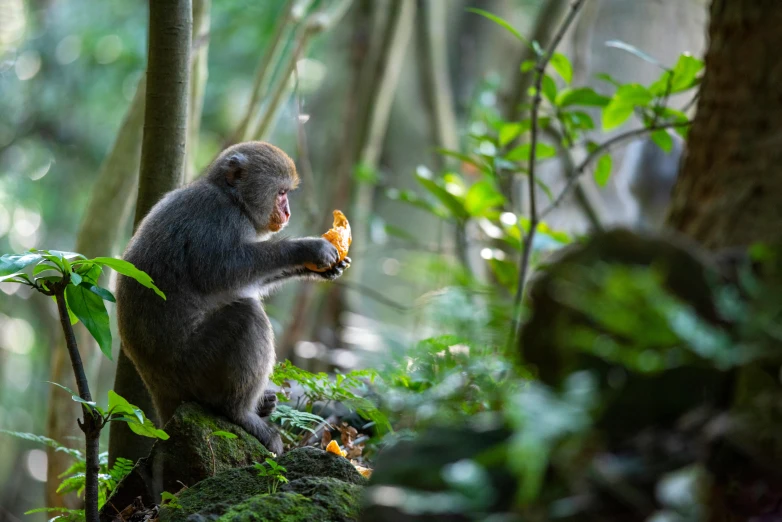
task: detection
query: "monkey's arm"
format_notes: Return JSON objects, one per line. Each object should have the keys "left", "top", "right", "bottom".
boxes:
{"left": 189, "top": 236, "right": 340, "bottom": 294}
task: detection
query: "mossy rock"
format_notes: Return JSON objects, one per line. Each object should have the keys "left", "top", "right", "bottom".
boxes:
{"left": 101, "top": 403, "right": 272, "bottom": 520}
{"left": 157, "top": 448, "right": 366, "bottom": 522}
{"left": 217, "top": 477, "right": 363, "bottom": 522}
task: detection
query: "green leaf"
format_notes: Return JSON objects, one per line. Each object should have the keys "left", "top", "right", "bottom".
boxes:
{"left": 605, "top": 40, "right": 664, "bottom": 68}
{"left": 464, "top": 180, "right": 506, "bottom": 217}
{"left": 649, "top": 53, "right": 704, "bottom": 95}
{"left": 80, "top": 282, "right": 116, "bottom": 303}
{"left": 108, "top": 390, "right": 144, "bottom": 424}
{"left": 414, "top": 167, "right": 469, "bottom": 220}
{"left": 211, "top": 430, "right": 238, "bottom": 440}
{"left": 651, "top": 129, "right": 674, "bottom": 153}
{"left": 520, "top": 59, "right": 535, "bottom": 73}
{"left": 46, "top": 382, "right": 101, "bottom": 415}
{"left": 506, "top": 143, "right": 557, "bottom": 162}
{"left": 128, "top": 417, "right": 169, "bottom": 440}
{"left": 65, "top": 284, "right": 113, "bottom": 360}
{"left": 467, "top": 8, "right": 529, "bottom": 45}
{"left": 0, "top": 430, "right": 83, "bottom": 460}
{"left": 0, "top": 272, "right": 31, "bottom": 284}
{"left": 0, "top": 253, "right": 42, "bottom": 276}
{"left": 601, "top": 104, "right": 634, "bottom": 131}
{"left": 499, "top": 122, "right": 528, "bottom": 147}
{"left": 91, "top": 257, "right": 165, "bottom": 300}
{"left": 614, "top": 84, "right": 653, "bottom": 106}
{"left": 541, "top": 74, "right": 557, "bottom": 103}
{"left": 595, "top": 72, "right": 621, "bottom": 87}
{"left": 75, "top": 262, "right": 103, "bottom": 285}
{"left": 70, "top": 272, "right": 82, "bottom": 286}
{"left": 549, "top": 53, "right": 572, "bottom": 84}
{"left": 594, "top": 154, "right": 613, "bottom": 187}
{"left": 555, "top": 87, "right": 610, "bottom": 107}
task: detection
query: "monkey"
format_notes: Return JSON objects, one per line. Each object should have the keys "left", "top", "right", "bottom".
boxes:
{"left": 115, "top": 141, "right": 350, "bottom": 456}
{"left": 619, "top": 129, "right": 684, "bottom": 231}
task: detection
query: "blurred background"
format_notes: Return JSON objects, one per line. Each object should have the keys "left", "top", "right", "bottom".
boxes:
{"left": 0, "top": 0, "right": 708, "bottom": 519}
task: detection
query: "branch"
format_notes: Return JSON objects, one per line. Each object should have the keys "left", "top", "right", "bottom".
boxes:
{"left": 509, "top": 0, "right": 586, "bottom": 350}
{"left": 539, "top": 120, "right": 693, "bottom": 220}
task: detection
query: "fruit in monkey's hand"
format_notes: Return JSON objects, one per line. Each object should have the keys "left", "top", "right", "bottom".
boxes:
{"left": 304, "top": 210, "right": 352, "bottom": 272}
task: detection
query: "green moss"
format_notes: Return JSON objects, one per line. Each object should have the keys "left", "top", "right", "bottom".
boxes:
{"left": 278, "top": 447, "right": 368, "bottom": 486}
{"left": 217, "top": 478, "right": 363, "bottom": 522}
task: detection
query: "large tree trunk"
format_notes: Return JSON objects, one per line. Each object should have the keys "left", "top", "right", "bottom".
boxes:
{"left": 109, "top": 0, "right": 191, "bottom": 466}
{"left": 666, "top": 3, "right": 782, "bottom": 520}
{"left": 666, "top": 1, "right": 782, "bottom": 248}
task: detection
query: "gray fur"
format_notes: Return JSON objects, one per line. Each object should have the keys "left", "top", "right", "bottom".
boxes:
{"left": 116, "top": 142, "right": 347, "bottom": 456}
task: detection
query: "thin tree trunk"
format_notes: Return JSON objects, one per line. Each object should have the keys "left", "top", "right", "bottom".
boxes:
{"left": 185, "top": 0, "right": 210, "bottom": 182}
{"left": 666, "top": 1, "right": 782, "bottom": 249}
{"left": 109, "top": 0, "right": 191, "bottom": 466}
{"left": 46, "top": 77, "right": 146, "bottom": 508}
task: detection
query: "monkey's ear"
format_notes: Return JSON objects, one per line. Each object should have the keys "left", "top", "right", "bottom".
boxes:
{"left": 224, "top": 153, "right": 247, "bottom": 187}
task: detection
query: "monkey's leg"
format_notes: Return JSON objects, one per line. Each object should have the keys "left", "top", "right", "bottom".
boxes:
{"left": 187, "top": 299, "right": 283, "bottom": 455}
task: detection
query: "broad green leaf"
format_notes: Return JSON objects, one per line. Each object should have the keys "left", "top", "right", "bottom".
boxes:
{"left": 464, "top": 180, "right": 506, "bottom": 217}
{"left": 75, "top": 262, "right": 103, "bottom": 285}
{"left": 651, "top": 129, "right": 674, "bottom": 153}
{"left": 0, "top": 272, "right": 30, "bottom": 284}
{"left": 70, "top": 272, "right": 82, "bottom": 286}
{"left": 594, "top": 154, "right": 613, "bottom": 187}
{"left": 649, "top": 54, "right": 704, "bottom": 95}
{"left": 541, "top": 74, "right": 557, "bottom": 103}
{"left": 506, "top": 143, "right": 557, "bottom": 162}
{"left": 613, "top": 84, "right": 653, "bottom": 106}
{"left": 65, "top": 284, "right": 113, "bottom": 360}
{"left": 562, "top": 111, "right": 595, "bottom": 131}
{"left": 520, "top": 60, "right": 535, "bottom": 73}
{"left": 601, "top": 104, "right": 634, "bottom": 131}
{"left": 555, "top": 87, "right": 610, "bottom": 108}
{"left": 499, "top": 122, "right": 528, "bottom": 147}
{"left": 605, "top": 40, "right": 664, "bottom": 68}
{"left": 0, "top": 253, "right": 42, "bottom": 276}
{"left": 211, "top": 430, "right": 238, "bottom": 439}
{"left": 488, "top": 258, "right": 518, "bottom": 293}
{"left": 33, "top": 263, "right": 59, "bottom": 276}
{"left": 80, "top": 282, "right": 116, "bottom": 303}
{"left": 92, "top": 257, "right": 165, "bottom": 300}
{"left": 108, "top": 390, "right": 144, "bottom": 423}
{"left": 386, "top": 188, "right": 448, "bottom": 219}
{"left": 467, "top": 8, "right": 529, "bottom": 46}
{"left": 595, "top": 72, "right": 621, "bottom": 87}
{"left": 415, "top": 167, "right": 469, "bottom": 220}
{"left": 549, "top": 53, "right": 573, "bottom": 84}
{"left": 127, "top": 417, "right": 169, "bottom": 440}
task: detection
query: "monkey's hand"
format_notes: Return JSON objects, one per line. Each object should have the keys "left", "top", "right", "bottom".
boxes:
{"left": 311, "top": 257, "right": 351, "bottom": 281}
{"left": 300, "top": 238, "right": 341, "bottom": 271}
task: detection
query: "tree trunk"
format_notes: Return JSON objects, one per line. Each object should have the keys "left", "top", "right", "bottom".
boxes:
{"left": 665, "top": 3, "right": 782, "bottom": 520}
{"left": 666, "top": 1, "right": 782, "bottom": 249}
{"left": 109, "top": 0, "right": 191, "bottom": 466}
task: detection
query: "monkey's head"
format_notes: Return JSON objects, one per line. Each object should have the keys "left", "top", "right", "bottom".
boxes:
{"left": 208, "top": 141, "right": 300, "bottom": 234}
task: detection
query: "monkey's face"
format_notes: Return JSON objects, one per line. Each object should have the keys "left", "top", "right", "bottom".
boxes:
{"left": 268, "top": 188, "right": 291, "bottom": 232}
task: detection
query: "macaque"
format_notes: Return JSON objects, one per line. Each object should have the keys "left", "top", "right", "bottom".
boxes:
{"left": 116, "top": 142, "right": 350, "bottom": 455}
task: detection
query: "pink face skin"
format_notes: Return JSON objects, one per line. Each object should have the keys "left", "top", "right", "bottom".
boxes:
{"left": 269, "top": 189, "right": 290, "bottom": 232}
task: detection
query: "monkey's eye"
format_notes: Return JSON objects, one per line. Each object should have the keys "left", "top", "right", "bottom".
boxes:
{"left": 278, "top": 189, "right": 288, "bottom": 196}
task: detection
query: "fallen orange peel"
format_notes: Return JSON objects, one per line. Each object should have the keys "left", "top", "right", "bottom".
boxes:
{"left": 304, "top": 210, "right": 352, "bottom": 272}
{"left": 326, "top": 440, "right": 347, "bottom": 457}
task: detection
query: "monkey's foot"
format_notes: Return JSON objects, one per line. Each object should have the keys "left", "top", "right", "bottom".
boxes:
{"left": 257, "top": 389, "right": 278, "bottom": 418}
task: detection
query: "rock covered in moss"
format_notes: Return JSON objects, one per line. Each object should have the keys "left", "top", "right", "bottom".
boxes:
{"left": 101, "top": 403, "right": 273, "bottom": 520}
{"left": 157, "top": 447, "right": 367, "bottom": 522}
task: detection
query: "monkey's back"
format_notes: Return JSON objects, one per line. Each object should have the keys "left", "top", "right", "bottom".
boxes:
{"left": 115, "top": 181, "right": 269, "bottom": 416}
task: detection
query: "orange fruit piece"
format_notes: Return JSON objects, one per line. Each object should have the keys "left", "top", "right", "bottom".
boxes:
{"left": 326, "top": 440, "right": 347, "bottom": 457}
{"left": 304, "top": 210, "right": 352, "bottom": 272}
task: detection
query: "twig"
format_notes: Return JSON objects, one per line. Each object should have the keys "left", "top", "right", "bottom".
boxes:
{"left": 509, "top": 0, "right": 586, "bottom": 350}
{"left": 539, "top": 120, "right": 693, "bottom": 220}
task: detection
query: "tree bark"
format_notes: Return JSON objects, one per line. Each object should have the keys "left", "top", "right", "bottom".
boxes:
{"left": 109, "top": 0, "right": 191, "bottom": 466}
{"left": 46, "top": 77, "right": 146, "bottom": 509}
{"left": 666, "top": 0, "right": 782, "bottom": 249}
